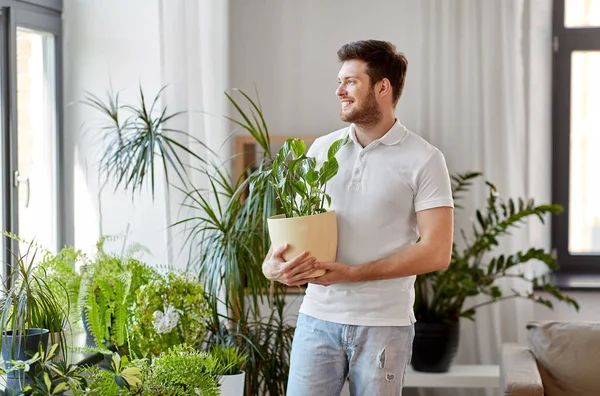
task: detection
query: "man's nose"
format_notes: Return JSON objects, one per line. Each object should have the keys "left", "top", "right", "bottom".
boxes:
{"left": 335, "top": 84, "right": 345, "bottom": 97}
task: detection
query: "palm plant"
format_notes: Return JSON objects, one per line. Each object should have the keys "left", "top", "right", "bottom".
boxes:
{"left": 179, "top": 90, "right": 295, "bottom": 394}
{"left": 83, "top": 86, "right": 214, "bottom": 198}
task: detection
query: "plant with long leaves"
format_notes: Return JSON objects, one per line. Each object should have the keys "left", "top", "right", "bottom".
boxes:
{"left": 179, "top": 89, "right": 298, "bottom": 395}
{"left": 84, "top": 86, "right": 213, "bottom": 198}
{"left": 251, "top": 136, "right": 349, "bottom": 218}
{"left": 414, "top": 172, "right": 579, "bottom": 323}
{"left": 0, "top": 238, "right": 69, "bottom": 363}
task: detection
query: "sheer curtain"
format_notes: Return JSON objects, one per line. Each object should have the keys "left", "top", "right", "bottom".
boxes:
{"left": 158, "top": 0, "right": 231, "bottom": 269}
{"left": 406, "top": 1, "right": 553, "bottom": 395}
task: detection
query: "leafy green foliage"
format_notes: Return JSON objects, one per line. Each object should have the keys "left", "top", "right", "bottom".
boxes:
{"left": 84, "top": 86, "right": 213, "bottom": 199}
{"left": 92, "top": 86, "right": 314, "bottom": 395}
{"left": 252, "top": 136, "right": 349, "bottom": 218}
{"left": 79, "top": 238, "right": 160, "bottom": 350}
{"left": 130, "top": 272, "right": 210, "bottom": 357}
{"left": 182, "top": 89, "right": 298, "bottom": 394}
{"left": 208, "top": 344, "right": 248, "bottom": 376}
{"left": 20, "top": 343, "right": 87, "bottom": 396}
{"left": 35, "top": 246, "right": 88, "bottom": 329}
{"left": 139, "top": 344, "right": 220, "bottom": 396}
{"left": 0, "top": 237, "right": 68, "bottom": 361}
{"left": 414, "top": 172, "right": 579, "bottom": 323}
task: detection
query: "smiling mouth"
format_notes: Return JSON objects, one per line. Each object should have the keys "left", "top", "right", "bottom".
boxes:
{"left": 341, "top": 100, "right": 354, "bottom": 110}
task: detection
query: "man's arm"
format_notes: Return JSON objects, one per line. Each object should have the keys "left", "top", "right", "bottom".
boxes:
{"left": 312, "top": 206, "right": 453, "bottom": 284}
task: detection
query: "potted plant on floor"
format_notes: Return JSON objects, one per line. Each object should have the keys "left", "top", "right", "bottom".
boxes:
{"left": 208, "top": 344, "right": 248, "bottom": 396}
{"left": 411, "top": 172, "right": 579, "bottom": 372}
{"left": 252, "top": 136, "right": 349, "bottom": 277}
{"left": 0, "top": 241, "right": 68, "bottom": 395}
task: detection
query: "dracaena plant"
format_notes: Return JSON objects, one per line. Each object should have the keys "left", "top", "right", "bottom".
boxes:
{"left": 414, "top": 172, "right": 579, "bottom": 323}
{"left": 251, "top": 136, "right": 349, "bottom": 218}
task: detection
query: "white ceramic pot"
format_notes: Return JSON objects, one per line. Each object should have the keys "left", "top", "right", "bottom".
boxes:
{"left": 267, "top": 210, "right": 337, "bottom": 278}
{"left": 219, "top": 371, "right": 245, "bottom": 396}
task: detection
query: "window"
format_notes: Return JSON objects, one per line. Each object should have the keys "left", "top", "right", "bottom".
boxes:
{"left": 0, "top": 1, "right": 62, "bottom": 276}
{"left": 552, "top": 0, "right": 600, "bottom": 285}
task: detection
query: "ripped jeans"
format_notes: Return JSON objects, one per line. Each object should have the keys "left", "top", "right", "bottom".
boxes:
{"left": 287, "top": 313, "right": 415, "bottom": 396}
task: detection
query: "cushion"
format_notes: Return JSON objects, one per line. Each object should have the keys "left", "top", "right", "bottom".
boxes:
{"left": 527, "top": 321, "right": 600, "bottom": 396}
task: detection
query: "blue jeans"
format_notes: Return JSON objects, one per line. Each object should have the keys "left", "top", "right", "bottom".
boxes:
{"left": 287, "top": 313, "right": 415, "bottom": 396}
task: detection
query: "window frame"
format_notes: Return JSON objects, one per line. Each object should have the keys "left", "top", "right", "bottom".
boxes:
{"left": 551, "top": 0, "right": 600, "bottom": 287}
{"left": 0, "top": 0, "right": 63, "bottom": 277}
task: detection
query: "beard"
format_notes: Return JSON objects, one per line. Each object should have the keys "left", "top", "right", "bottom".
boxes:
{"left": 339, "top": 88, "right": 382, "bottom": 127}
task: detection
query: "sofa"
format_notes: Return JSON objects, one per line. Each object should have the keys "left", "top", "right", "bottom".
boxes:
{"left": 500, "top": 321, "right": 600, "bottom": 396}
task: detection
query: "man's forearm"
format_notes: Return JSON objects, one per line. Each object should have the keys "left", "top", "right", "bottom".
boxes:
{"left": 350, "top": 241, "right": 451, "bottom": 282}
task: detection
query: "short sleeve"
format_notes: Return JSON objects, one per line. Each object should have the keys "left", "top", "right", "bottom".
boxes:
{"left": 414, "top": 150, "right": 454, "bottom": 212}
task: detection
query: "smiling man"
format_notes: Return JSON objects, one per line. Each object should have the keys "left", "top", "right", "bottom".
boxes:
{"left": 262, "top": 40, "right": 454, "bottom": 396}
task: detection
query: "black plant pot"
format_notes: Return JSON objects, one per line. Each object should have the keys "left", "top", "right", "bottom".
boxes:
{"left": 411, "top": 321, "right": 459, "bottom": 373}
{"left": 2, "top": 328, "right": 50, "bottom": 395}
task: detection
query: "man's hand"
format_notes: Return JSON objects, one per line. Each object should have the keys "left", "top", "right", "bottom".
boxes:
{"left": 309, "top": 261, "right": 355, "bottom": 286}
{"left": 263, "top": 244, "right": 317, "bottom": 286}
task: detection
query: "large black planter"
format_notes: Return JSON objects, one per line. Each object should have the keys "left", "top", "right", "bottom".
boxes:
{"left": 411, "top": 321, "right": 459, "bottom": 373}
{"left": 2, "top": 328, "right": 50, "bottom": 395}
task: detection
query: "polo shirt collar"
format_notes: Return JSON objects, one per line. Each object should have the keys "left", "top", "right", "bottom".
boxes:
{"left": 347, "top": 120, "right": 407, "bottom": 147}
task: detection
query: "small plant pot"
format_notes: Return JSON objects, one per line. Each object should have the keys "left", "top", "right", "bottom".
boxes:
{"left": 2, "top": 328, "right": 50, "bottom": 395}
{"left": 267, "top": 211, "right": 338, "bottom": 278}
{"left": 219, "top": 371, "right": 245, "bottom": 396}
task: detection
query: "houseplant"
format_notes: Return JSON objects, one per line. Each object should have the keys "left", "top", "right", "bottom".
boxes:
{"left": 411, "top": 172, "right": 579, "bottom": 372}
{"left": 252, "top": 136, "right": 349, "bottom": 278}
{"left": 130, "top": 270, "right": 211, "bottom": 357}
{"left": 208, "top": 344, "right": 248, "bottom": 396}
{"left": 0, "top": 240, "right": 68, "bottom": 394}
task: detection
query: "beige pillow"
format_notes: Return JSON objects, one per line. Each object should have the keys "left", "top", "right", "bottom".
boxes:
{"left": 527, "top": 321, "right": 600, "bottom": 396}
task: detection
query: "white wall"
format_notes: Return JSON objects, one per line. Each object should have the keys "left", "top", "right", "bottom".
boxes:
{"left": 229, "top": 0, "right": 423, "bottom": 139}
{"left": 63, "top": 0, "right": 168, "bottom": 263}
{"left": 535, "top": 292, "right": 600, "bottom": 322}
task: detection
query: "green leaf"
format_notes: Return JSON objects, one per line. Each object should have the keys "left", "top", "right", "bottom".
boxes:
{"left": 327, "top": 136, "right": 349, "bottom": 159}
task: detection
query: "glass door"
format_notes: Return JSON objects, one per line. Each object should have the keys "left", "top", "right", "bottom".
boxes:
{"left": 1, "top": 7, "right": 62, "bottom": 268}
{"left": 14, "top": 25, "right": 58, "bottom": 253}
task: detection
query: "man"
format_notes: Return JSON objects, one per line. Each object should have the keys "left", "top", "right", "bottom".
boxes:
{"left": 262, "top": 40, "right": 454, "bottom": 396}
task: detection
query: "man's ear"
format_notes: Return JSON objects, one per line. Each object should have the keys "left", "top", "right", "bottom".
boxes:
{"left": 378, "top": 78, "right": 392, "bottom": 99}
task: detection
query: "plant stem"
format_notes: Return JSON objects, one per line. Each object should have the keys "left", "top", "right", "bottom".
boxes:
{"left": 460, "top": 293, "right": 527, "bottom": 315}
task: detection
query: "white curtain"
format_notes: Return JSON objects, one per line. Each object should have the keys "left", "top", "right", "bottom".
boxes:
{"left": 158, "top": 0, "right": 231, "bottom": 269}
{"left": 406, "top": 1, "right": 553, "bottom": 395}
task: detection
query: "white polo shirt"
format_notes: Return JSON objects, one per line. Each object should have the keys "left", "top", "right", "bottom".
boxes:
{"left": 299, "top": 120, "right": 454, "bottom": 327}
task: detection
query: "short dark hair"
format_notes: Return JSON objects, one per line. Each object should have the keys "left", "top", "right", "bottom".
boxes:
{"left": 337, "top": 40, "right": 408, "bottom": 105}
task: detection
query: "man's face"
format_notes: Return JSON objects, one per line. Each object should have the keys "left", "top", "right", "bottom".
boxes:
{"left": 335, "top": 59, "right": 382, "bottom": 126}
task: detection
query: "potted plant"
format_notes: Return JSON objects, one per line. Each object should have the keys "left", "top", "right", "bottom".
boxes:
{"left": 208, "top": 344, "right": 248, "bottom": 396}
{"left": 130, "top": 270, "right": 211, "bottom": 357}
{"left": 411, "top": 172, "right": 579, "bottom": 372}
{"left": 252, "top": 136, "right": 349, "bottom": 277}
{"left": 0, "top": 241, "right": 68, "bottom": 395}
